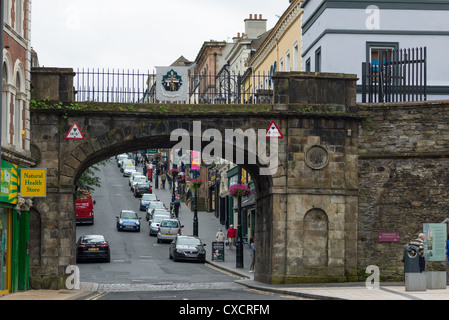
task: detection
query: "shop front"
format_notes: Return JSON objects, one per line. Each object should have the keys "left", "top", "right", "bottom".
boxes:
{"left": 0, "top": 160, "right": 31, "bottom": 294}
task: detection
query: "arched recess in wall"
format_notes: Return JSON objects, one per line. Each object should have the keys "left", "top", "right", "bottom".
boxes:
{"left": 303, "top": 208, "right": 329, "bottom": 267}
{"left": 13, "top": 60, "right": 26, "bottom": 149}
{"left": 2, "top": 50, "right": 12, "bottom": 144}
{"left": 29, "top": 207, "right": 42, "bottom": 276}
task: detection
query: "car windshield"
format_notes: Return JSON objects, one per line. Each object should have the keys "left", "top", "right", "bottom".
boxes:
{"left": 178, "top": 237, "right": 201, "bottom": 246}
{"left": 161, "top": 220, "right": 179, "bottom": 228}
{"left": 134, "top": 177, "right": 146, "bottom": 183}
{"left": 81, "top": 235, "right": 105, "bottom": 244}
{"left": 121, "top": 211, "right": 138, "bottom": 219}
{"left": 142, "top": 194, "right": 157, "bottom": 201}
{"left": 151, "top": 202, "right": 165, "bottom": 208}
{"left": 125, "top": 166, "right": 136, "bottom": 171}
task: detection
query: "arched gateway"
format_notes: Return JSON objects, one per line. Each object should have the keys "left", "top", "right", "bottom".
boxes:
{"left": 29, "top": 71, "right": 360, "bottom": 288}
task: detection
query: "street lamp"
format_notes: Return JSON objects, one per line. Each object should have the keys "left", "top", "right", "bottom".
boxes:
{"left": 236, "top": 166, "right": 244, "bottom": 268}
{"left": 190, "top": 174, "right": 203, "bottom": 237}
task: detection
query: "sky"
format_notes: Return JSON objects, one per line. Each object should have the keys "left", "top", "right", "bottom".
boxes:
{"left": 31, "top": 0, "right": 290, "bottom": 72}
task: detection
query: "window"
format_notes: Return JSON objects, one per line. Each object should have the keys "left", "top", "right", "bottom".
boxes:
{"left": 305, "top": 58, "right": 311, "bottom": 72}
{"left": 15, "top": 0, "right": 24, "bottom": 36}
{"left": 315, "top": 47, "right": 321, "bottom": 72}
{"left": 293, "top": 42, "right": 299, "bottom": 71}
{"left": 285, "top": 50, "right": 291, "bottom": 72}
{"left": 279, "top": 57, "right": 284, "bottom": 72}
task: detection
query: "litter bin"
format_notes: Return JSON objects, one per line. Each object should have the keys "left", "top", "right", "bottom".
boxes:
{"left": 403, "top": 245, "right": 427, "bottom": 291}
{"left": 403, "top": 245, "right": 420, "bottom": 273}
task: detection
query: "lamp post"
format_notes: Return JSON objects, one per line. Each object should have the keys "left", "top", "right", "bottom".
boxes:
{"left": 236, "top": 166, "right": 244, "bottom": 268}
{"left": 191, "top": 174, "right": 202, "bottom": 237}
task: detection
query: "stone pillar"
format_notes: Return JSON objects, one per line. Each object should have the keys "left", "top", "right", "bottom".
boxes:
{"left": 31, "top": 67, "right": 76, "bottom": 103}
{"left": 260, "top": 72, "right": 360, "bottom": 284}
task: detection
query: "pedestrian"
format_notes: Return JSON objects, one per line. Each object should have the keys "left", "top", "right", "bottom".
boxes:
{"left": 227, "top": 225, "right": 236, "bottom": 250}
{"left": 409, "top": 233, "right": 426, "bottom": 273}
{"left": 148, "top": 162, "right": 153, "bottom": 182}
{"left": 143, "top": 161, "right": 147, "bottom": 177}
{"left": 173, "top": 195, "right": 181, "bottom": 218}
{"left": 249, "top": 237, "right": 255, "bottom": 273}
{"left": 446, "top": 235, "right": 449, "bottom": 284}
{"left": 215, "top": 228, "right": 225, "bottom": 242}
{"left": 161, "top": 172, "right": 166, "bottom": 189}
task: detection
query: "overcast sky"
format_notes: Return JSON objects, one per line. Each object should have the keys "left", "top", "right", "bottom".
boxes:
{"left": 31, "top": 0, "right": 290, "bottom": 72}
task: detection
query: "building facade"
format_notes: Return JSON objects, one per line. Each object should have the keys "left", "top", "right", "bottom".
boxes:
{"left": 1, "top": 0, "right": 34, "bottom": 295}
{"left": 300, "top": 0, "right": 449, "bottom": 101}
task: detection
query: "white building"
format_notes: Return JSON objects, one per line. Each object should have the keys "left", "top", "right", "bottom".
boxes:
{"left": 300, "top": 0, "right": 449, "bottom": 101}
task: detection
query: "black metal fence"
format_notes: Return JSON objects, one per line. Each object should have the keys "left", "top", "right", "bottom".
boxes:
{"left": 362, "top": 47, "right": 427, "bottom": 103}
{"left": 74, "top": 67, "right": 273, "bottom": 104}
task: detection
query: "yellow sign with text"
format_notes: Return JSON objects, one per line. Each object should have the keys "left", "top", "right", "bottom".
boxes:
{"left": 20, "top": 169, "right": 47, "bottom": 197}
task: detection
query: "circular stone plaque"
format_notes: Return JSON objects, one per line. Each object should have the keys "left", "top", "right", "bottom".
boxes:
{"left": 305, "top": 145, "right": 329, "bottom": 170}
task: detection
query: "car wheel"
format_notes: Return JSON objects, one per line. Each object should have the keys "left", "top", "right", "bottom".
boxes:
{"left": 169, "top": 251, "right": 173, "bottom": 259}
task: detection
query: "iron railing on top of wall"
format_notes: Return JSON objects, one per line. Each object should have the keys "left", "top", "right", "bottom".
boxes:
{"left": 74, "top": 67, "right": 273, "bottom": 105}
{"left": 362, "top": 47, "right": 427, "bottom": 103}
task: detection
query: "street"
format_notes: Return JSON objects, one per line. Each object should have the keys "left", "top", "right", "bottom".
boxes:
{"left": 75, "top": 159, "right": 304, "bottom": 302}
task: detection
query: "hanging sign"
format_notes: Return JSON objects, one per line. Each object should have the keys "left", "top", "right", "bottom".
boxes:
{"left": 20, "top": 168, "right": 47, "bottom": 197}
{"left": 266, "top": 121, "right": 283, "bottom": 138}
{"left": 65, "top": 122, "right": 85, "bottom": 140}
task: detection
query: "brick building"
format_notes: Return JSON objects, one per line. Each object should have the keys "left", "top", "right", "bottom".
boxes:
{"left": 0, "top": 0, "right": 35, "bottom": 295}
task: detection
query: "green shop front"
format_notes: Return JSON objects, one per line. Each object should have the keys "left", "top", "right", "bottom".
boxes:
{"left": 0, "top": 160, "right": 31, "bottom": 295}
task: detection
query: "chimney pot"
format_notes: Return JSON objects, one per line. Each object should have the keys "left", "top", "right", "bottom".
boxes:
{"left": 249, "top": 14, "right": 253, "bottom": 19}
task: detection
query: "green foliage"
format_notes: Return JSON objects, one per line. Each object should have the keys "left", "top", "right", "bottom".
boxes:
{"left": 76, "top": 159, "right": 111, "bottom": 193}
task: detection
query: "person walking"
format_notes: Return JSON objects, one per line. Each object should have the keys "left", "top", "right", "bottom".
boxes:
{"left": 148, "top": 162, "right": 154, "bottom": 182}
{"left": 227, "top": 225, "right": 237, "bottom": 250}
{"left": 249, "top": 237, "right": 255, "bottom": 273}
{"left": 161, "top": 172, "right": 166, "bottom": 189}
{"left": 173, "top": 195, "right": 181, "bottom": 218}
{"left": 409, "top": 233, "right": 426, "bottom": 273}
{"left": 215, "top": 228, "right": 225, "bottom": 242}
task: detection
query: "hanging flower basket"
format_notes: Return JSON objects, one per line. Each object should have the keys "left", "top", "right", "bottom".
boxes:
{"left": 153, "top": 153, "right": 162, "bottom": 161}
{"left": 189, "top": 178, "right": 204, "bottom": 191}
{"left": 169, "top": 168, "right": 180, "bottom": 176}
{"left": 229, "top": 184, "right": 252, "bottom": 198}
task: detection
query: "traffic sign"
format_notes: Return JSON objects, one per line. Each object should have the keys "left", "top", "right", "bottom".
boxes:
{"left": 65, "top": 122, "right": 85, "bottom": 140}
{"left": 266, "top": 121, "right": 283, "bottom": 138}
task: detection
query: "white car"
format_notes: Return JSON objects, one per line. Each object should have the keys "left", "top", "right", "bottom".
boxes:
{"left": 131, "top": 175, "right": 147, "bottom": 192}
{"left": 129, "top": 171, "right": 142, "bottom": 186}
{"left": 149, "top": 214, "right": 170, "bottom": 236}
{"left": 157, "top": 219, "right": 184, "bottom": 243}
{"left": 123, "top": 166, "right": 137, "bottom": 177}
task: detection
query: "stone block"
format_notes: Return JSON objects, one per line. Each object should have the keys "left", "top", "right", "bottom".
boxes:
{"left": 426, "top": 271, "right": 446, "bottom": 290}
{"left": 405, "top": 273, "right": 427, "bottom": 291}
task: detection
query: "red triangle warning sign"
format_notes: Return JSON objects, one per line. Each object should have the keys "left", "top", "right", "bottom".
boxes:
{"left": 65, "top": 122, "right": 85, "bottom": 140}
{"left": 266, "top": 121, "right": 283, "bottom": 139}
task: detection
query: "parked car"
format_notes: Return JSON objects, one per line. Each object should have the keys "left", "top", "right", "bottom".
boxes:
{"left": 116, "top": 209, "right": 141, "bottom": 232}
{"left": 131, "top": 175, "right": 147, "bottom": 192}
{"left": 117, "top": 154, "right": 128, "bottom": 167}
{"left": 129, "top": 171, "right": 142, "bottom": 186}
{"left": 140, "top": 193, "right": 158, "bottom": 211}
{"left": 169, "top": 235, "right": 206, "bottom": 263}
{"left": 149, "top": 214, "right": 169, "bottom": 236}
{"left": 146, "top": 201, "right": 167, "bottom": 221}
{"left": 123, "top": 165, "right": 137, "bottom": 177}
{"left": 76, "top": 234, "right": 110, "bottom": 263}
{"left": 157, "top": 219, "right": 183, "bottom": 243}
{"left": 121, "top": 159, "right": 134, "bottom": 172}
{"left": 134, "top": 182, "right": 152, "bottom": 197}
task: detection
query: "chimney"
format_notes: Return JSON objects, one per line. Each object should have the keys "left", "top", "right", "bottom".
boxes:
{"left": 244, "top": 13, "right": 267, "bottom": 38}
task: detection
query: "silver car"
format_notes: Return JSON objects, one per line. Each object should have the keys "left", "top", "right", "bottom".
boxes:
{"left": 131, "top": 175, "right": 147, "bottom": 192}
{"left": 146, "top": 201, "right": 167, "bottom": 220}
{"left": 157, "top": 219, "right": 184, "bottom": 243}
{"left": 149, "top": 214, "right": 169, "bottom": 236}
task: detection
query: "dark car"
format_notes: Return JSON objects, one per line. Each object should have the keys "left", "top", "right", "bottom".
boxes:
{"left": 76, "top": 235, "right": 110, "bottom": 263}
{"left": 169, "top": 235, "right": 206, "bottom": 263}
{"left": 134, "top": 182, "right": 152, "bottom": 197}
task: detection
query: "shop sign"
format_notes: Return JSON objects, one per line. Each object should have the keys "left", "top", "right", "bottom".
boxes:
{"left": 0, "top": 160, "right": 18, "bottom": 204}
{"left": 20, "top": 169, "right": 47, "bottom": 197}
{"left": 212, "top": 241, "right": 225, "bottom": 262}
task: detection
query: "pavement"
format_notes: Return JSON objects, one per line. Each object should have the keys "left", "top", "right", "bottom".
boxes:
{"left": 2, "top": 168, "right": 449, "bottom": 300}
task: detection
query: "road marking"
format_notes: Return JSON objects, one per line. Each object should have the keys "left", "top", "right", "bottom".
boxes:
{"left": 87, "top": 292, "right": 108, "bottom": 300}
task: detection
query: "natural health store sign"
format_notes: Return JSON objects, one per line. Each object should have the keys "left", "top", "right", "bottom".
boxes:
{"left": 20, "top": 169, "right": 47, "bottom": 197}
